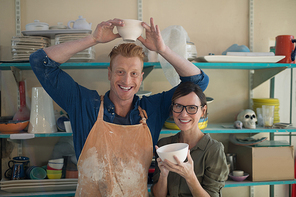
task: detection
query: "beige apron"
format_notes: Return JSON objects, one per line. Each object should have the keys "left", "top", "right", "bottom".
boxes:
{"left": 76, "top": 96, "right": 153, "bottom": 197}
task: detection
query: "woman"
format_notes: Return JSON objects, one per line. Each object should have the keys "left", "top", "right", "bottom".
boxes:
{"left": 151, "top": 81, "right": 228, "bottom": 197}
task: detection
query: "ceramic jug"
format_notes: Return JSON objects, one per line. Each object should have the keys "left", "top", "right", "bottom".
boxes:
{"left": 275, "top": 35, "right": 296, "bottom": 63}
{"left": 67, "top": 16, "right": 92, "bottom": 30}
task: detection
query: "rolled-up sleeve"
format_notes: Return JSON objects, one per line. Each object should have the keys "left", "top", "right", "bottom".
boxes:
{"left": 180, "top": 69, "right": 209, "bottom": 91}
{"left": 202, "top": 143, "right": 229, "bottom": 197}
{"left": 30, "top": 49, "right": 81, "bottom": 113}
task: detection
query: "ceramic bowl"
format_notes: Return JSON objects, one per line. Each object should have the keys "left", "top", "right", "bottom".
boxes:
{"left": 48, "top": 162, "right": 63, "bottom": 170}
{"left": 156, "top": 143, "right": 189, "bottom": 164}
{"left": 56, "top": 116, "right": 70, "bottom": 132}
{"left": 47, "top": 164, "right": 59, "bottom": 170}
{"left": 116, "top": 19, "right": 143, "bottom": 42}
{"left": 49, "top": 158, "right": 64, "bottom": 163}
{"left": 0, "top": 116, "right": 29, "bottom": 134}
{"left": 229, "top": 172, "right": 249, "bottom": 182}
{"left": 48, "top": 158, "right": 64, "bottom": 170}
{"left": 26, "top": 20, "right": 49, "bottom": 31}
{"left": 47, "top": 172, "right": 62, "bottom": 179}
{"left": 233, "top": 170, "right": 244, "bottom": 176}
{"left": 30, "top": 167, "right": 47, "bottom": 180}
{"left": 47, "top": 169, "right": 62, "bottom": 174}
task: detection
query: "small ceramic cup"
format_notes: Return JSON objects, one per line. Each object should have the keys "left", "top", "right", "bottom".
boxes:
{"left": 116, "top": 19, "right": 144, "bottom": 42}
{"left": 233, "top": 170, "right": 244, "bottom": 176}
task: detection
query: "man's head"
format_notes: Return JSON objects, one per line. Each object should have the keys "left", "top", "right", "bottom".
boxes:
{"left": 108, "top": 43, "right": 145, "bottom": 104}
{"left": 109, "top": 43, "right": 145, "bottom": 71}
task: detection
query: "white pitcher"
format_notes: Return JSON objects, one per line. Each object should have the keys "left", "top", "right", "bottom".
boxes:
{"left": 28, "top": 87, "right": 57, "bottom": 133}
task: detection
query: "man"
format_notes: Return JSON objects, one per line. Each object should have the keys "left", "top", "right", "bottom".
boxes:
{"left": 30, "top": 18, "right": 209, "bottom": 196}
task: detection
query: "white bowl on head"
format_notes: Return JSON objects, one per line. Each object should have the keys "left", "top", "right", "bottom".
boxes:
{"left": 116, "top": 19, "right": 144, "bottom": 42}
{"left": 156, "top": 143, "right": 189, "bottom": 164}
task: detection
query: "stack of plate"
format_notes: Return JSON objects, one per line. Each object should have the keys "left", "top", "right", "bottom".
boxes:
{"left": 55, "top": 33, "right": 95, "bottom": 62}
{"left": 11, "top": 36, "right": 50, "bottom": 61}
{"left": 252, "top": 98, "right": 280, "bottom": 123}
{"left": 0, "top": 178, "right": 77, "bottom": 193}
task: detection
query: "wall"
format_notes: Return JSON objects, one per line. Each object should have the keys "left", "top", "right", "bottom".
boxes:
{"left": 1, "top": 0, "right": 296, "bottom": 196}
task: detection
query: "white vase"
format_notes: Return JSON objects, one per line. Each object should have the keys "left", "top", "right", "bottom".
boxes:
{"left": 28, "top": 87, "right": 57, "bottom": 133}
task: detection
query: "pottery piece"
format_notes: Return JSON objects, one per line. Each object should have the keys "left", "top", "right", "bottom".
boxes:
{"left": 229, "top": 172, "right": 249, "bottom": 182}
{"left": 67, "top": 16, "right": 92, "bottom": 30}
{"left": 116, "top": 19, "right": 143, "bottom": 42}
{"left": 233, "top": 170, "right": 244, "bottom": 176}
{"left": 26, "top": 20, "right": 49, "bottom": 31}
{"left": 28, "top": 87, "right": 56, "bottom": 133}
{"left": 156, "top": 143, "right": 189, "bottom": 164}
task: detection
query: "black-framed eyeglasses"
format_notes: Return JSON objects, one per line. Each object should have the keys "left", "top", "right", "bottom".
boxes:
{"left": 172, "top": 103, "right": 200, "bottom": 115}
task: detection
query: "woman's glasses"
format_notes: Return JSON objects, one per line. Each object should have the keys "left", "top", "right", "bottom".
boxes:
{"left": 172, "top": 103, "right": 200, "bottom": 115}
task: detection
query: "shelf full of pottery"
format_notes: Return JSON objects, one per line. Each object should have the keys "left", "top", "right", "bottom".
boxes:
{"left": 11, "top": 16, "right": 94, "bottom": 62}
{"left": 0, "top": 83, "right": 73, "bottom": 139}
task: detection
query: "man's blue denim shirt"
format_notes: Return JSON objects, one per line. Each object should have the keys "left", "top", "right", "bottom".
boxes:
{"left": 30, "top": 49, "right": 209, "bottom": 159}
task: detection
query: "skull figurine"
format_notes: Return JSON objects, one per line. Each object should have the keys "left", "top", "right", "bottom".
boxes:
{"left": 237, "top": 109, "right": 257, "bottom": 129}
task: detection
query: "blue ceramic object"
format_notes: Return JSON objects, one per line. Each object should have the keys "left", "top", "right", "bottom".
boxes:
{"left": 56, "top": 116, "right": 70, "bottom": 132}
{"left": 222, "top": 44, "right": 250, "bottom": 55}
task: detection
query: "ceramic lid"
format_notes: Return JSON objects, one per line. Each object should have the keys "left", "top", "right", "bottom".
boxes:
{"left": 26, "top": 20, "right": 49, "bottom": 28}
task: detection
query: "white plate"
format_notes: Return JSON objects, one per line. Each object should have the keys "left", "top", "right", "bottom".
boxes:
{"left": 196, "top": 55, "right": 285, "bottom": 63}
{"left": 1, "top": 183, "right": 77, "bottom": 193}
{"left": 0, "top": 178, "right": 78, "bottom": 186}
{"left": 1, "top": 181, "right": 77, "bottom": 188}
{"left": 22, "top": 29, "right": 92, "bottom": 39}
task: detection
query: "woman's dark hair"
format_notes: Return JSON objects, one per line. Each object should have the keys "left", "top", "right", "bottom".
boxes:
{"left": 171, "top": 81, "right": 207, "bottom": 118}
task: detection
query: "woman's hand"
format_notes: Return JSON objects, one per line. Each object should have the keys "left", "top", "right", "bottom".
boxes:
{"left": 138, "top": 17, "right": 166, "bottom": 53}
{"left": 162, "top": 150, "right": 195, "bottom": 181}
{"left": 155, "top": 146, "right": 170, "bottom": 178}
{"left": 92, "top": 18, "right": 124, "bottom": 43}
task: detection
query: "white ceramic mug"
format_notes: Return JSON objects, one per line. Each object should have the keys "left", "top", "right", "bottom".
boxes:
{"left": 28, "top": 87, "right": 57, "bottom": 133}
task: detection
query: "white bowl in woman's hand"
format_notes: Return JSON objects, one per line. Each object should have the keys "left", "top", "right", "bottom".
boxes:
{"left": 156, "top": 143, "right": 189, "bottom": 164}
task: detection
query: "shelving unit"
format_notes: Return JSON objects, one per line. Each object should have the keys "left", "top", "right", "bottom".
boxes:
{"left": 1, "top": 61, "right": 296, "bottom": 196}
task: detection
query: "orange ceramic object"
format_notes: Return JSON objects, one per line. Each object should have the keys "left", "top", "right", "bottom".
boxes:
{"left": 0, "top": 120, "right": 29, "bottom": 134}
{"left": 66, "top": 170, "right": 78, "bottom": 178}
{"left": 275, "top": 35, "right": 296, "bottom": 63}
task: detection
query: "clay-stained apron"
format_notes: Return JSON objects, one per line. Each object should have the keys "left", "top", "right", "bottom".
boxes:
{"left": 76, "top": 96, "right": 153, "bottom": 197}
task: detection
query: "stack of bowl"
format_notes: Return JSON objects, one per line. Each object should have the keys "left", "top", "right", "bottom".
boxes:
{"left": 252, "top": 98, "right": 280, "bottom": 123}
{"left": 47, "top": 158, "right": 64, "bottom": 179}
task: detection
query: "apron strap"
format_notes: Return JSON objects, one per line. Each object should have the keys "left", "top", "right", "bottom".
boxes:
{"left": 98, "top": 95, "right": 104, "bottom": 119}
{"left": 99, "top": 95, "right": 148, "bottom": 124}
{"left": 138, "top": 106, "right": 148, "bottom": 125}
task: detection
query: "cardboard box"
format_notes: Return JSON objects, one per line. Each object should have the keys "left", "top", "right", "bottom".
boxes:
{"left": 228, "top": 143, "right": 294, "bottom": 181}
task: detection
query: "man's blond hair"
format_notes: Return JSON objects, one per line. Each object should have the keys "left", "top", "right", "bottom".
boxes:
{"left": 109, "top": 43, "right": 145, "bottom": 70}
